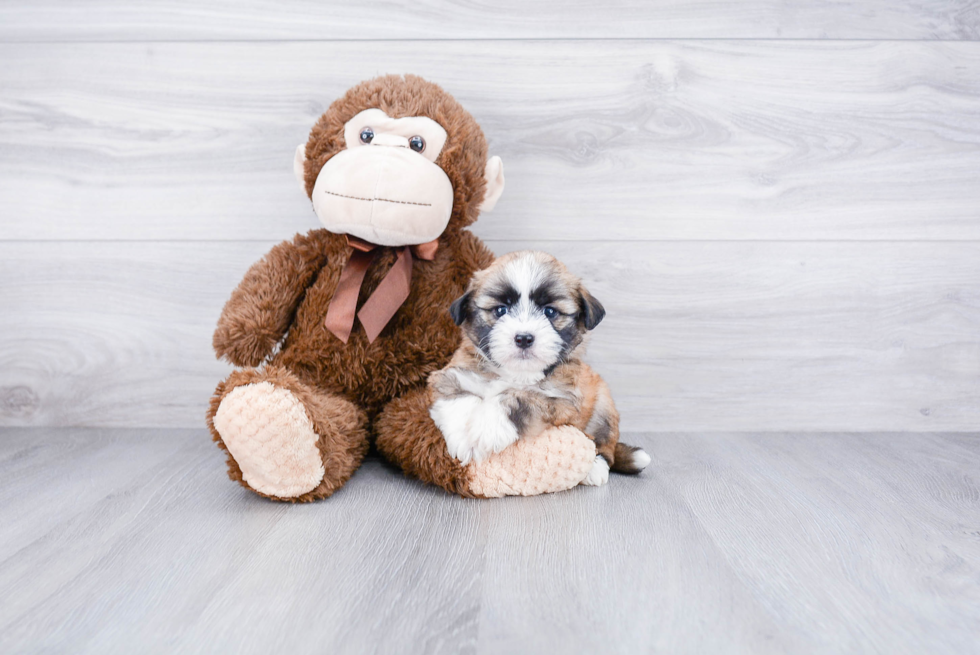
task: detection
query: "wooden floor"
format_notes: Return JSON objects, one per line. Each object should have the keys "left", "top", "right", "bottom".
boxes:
{"left": 1, "top": 429, "right": 977, "bottom": 654}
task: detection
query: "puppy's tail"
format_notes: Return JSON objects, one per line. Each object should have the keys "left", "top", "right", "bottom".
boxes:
{"left": 610, "top": 442, "right": 651, "bottom": 475}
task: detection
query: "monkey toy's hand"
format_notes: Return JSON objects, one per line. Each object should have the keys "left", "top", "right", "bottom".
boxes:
{"left": 213, "top": 233, "right": 330, "bottom": 367}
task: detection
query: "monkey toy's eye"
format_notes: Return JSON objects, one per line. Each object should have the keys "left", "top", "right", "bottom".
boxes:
{"left": 544, "top": 306, "right": 558, "bottom": 319}
{"left": 409, "top": 135, "right": 425, "bottom": 152}
{"left": 359, "top": 127, "right": 374, "bottom": 144}
{"left": 493, "top": 305, "right": 508, "bottom": 318}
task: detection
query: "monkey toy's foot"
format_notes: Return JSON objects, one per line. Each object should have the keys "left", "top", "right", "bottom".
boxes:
{"left": 213, "top": 383, "right": 325, "bottom": 498}
{"left": 467, "top": 426, "right": 596, "bottom": 498}
{"left": 208, "top": 366, "right": 369, "bottom": 502}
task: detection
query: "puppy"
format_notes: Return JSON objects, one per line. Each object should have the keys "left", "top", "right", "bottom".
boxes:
{"left": 428, "top": 250, "right": 650, "bottom": 486}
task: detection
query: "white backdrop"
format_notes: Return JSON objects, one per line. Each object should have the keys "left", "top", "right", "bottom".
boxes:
{"left": 1, "top": 2, "right": 979, "bottom": 431}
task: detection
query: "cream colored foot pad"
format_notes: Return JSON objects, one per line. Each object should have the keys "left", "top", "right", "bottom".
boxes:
{"left": 468, "top": 426, "right": 596, "bottom": 498}
{"left": 213, "top": 382, "right": 324, "bottom": 498}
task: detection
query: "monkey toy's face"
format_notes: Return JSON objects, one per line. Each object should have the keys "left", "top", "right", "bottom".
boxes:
{"left": 295, "top": 85, "right": 505, "bottom": 248}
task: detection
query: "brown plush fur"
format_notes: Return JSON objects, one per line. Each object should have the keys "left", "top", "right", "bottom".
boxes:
{"left": 373, "top": 387, "right": 478, "bottom": 498}
{"left": 208, "top": 75, "right": 495, "bottom": 501}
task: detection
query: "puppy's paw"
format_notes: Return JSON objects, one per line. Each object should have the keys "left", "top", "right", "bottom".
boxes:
{"left": 465, "top": 394, "right": 520, "bottom": 463}
{"left": 430, "top": 395, "right": 484, "bottom": 465}
{"left": 580, "top": 455, "right": 610, "bottom": 487}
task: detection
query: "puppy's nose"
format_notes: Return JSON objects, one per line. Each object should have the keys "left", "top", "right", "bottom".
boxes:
{"left": 514, "top": 333, "right": 535, "bottom": 349}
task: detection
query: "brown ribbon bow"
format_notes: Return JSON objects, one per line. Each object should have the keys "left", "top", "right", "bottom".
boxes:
{"left": 324, "top": 235, "right": 439, "bottom": 344}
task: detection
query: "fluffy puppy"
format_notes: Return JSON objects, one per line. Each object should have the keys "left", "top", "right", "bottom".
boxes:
{"left": 428, "top": 250, "right": 650, "bottom": 486}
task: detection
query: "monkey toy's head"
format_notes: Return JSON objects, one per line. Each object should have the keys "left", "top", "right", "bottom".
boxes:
{"left": 294, "top": 75, "right": 505, "bottom": 247}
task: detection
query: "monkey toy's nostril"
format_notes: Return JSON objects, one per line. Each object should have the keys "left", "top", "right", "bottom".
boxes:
{"left": 514, "top": 333, "right": 535, "bottom": 349}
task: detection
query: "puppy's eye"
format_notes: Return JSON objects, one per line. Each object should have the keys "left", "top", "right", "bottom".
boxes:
{"left": 493, "top": 305, "right": 508, "bottom": 318}
{"left": 544, "top": 306, "right": 558, "bottom": 319}
{"left": 359, "top": 127, "right": 374, "bottom": 144}
{"left": 409, "top": 135, "right": 425, "bottom": 152}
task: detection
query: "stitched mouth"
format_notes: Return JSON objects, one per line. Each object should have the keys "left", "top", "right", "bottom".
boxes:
{"left": 324, "top": 190, "right": 431, "bottom": 207}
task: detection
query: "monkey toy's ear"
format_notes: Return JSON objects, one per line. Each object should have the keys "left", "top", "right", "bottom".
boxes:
{"left": 449, "top": 291, "right": 472, "bottom": 326}
{"left": 293, "top": 143, "right": 307, "bottom": 191}
{"left": 479, "top": 156, "right": 505, "bottom": 212}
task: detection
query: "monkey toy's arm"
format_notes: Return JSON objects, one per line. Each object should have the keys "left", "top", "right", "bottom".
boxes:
{"left": 213, "top": 231, "right": 331, "bottom": 367}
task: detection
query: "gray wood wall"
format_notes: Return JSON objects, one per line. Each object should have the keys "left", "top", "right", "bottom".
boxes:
{"left": 1, "top": 2, "right": 979, "bottom": 431}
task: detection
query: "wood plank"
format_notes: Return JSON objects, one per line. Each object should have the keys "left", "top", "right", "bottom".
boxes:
{"left": 2, "top": 41, "right": 980, "bottom": 241}
{"left": 1, "top": 240, "right": 977, "bottom": 431}
{"left": 0, "top": 428, "right": 484, "bottom": 653}
{"left": 1, "top": 429, "right": 978, "bottom": 653}
{"left": 1, "top": 1, "right": 978, "bottom": 42}
{"left": 649, "top": 431, "right": 980, "bottom": 653}
{"left": 478, "top": 431, "right": 980, "bottom": 653}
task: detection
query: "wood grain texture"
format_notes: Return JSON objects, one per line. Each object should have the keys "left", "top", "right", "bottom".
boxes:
{"left": 478, "top": 431, "right": 980, "bottom": 653}
{"left": 2, "top": 40, "right": 980, "bottom": 242}
{"left": 2, "top": 240, "right": 977, "bottom": 431}
{"left": 1, "top": 1, "right": 978, "bottom": 41}
{"left": 1, "top": 428, "right": 977, "bottom": 654}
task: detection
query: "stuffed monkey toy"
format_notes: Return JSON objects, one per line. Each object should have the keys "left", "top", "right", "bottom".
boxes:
{"left": 207, "top": 75, "right": 597, "bottom": 501}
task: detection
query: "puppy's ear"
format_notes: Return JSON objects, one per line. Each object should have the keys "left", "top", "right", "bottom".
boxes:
{"left": 449, "top": 291, "right": 472, "bottom": 326}
{"left": 579, "top": 287, "right": 605, "bottom": 330}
